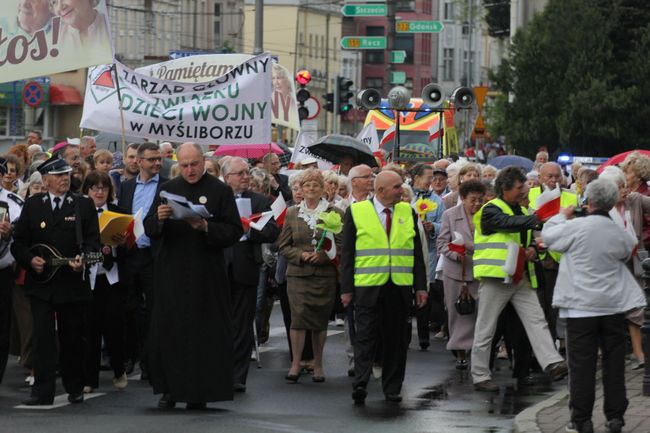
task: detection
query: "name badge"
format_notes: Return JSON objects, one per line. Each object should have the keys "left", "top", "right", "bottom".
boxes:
{"left": 64, "top": 216, "right": 76, "bottom": 222}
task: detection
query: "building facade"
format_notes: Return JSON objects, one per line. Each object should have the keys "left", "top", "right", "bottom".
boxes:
{"left": 243, "top": 0, "right": 343, "bottom": 139}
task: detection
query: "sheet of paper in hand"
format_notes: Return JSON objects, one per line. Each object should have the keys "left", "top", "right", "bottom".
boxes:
{"left": 160, "top": 191, "right": 213, "bottom": 220}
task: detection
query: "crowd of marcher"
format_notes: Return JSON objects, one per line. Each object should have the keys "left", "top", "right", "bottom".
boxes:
{"left": 0, "top": 132, "right": 648, "bottom": 433}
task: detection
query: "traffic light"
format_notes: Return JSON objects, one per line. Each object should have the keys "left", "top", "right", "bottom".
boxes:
{"left": 337, "top": 77, "right": 353, "bottom": 115}
{"left": 295, "top": 69, "right": 311, "bottom": 121}
{"left": 323, "top": 92, "right": 335, "bottom": 113}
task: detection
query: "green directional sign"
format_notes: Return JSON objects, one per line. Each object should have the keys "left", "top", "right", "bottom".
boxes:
{"left": 389, "top": 71, "right": 407, "bottom": 85}
{"left": 341, "top": 4, "right": 388, "bottom": 16}
{"left": 396, "top": 20, "right": 444, "bottom": 33}
{"left": 390, "top": 50, "right": 406, "bottom": 64}
{"left": 340, "top": 36, "right": 387, "bottom": 50}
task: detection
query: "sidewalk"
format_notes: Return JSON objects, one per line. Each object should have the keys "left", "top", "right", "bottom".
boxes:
{"left": 514, "top": 363, "right": 650, "bottom": 433}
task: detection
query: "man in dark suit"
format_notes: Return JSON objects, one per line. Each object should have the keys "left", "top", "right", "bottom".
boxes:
{"left": 340, "top": 171, "right": 428, "bottom": 405}
{"left": 117, "top": 142, "right": 166, "bottom": 380}
{"left": 11, "top": 156, "right": 100, "bottom": 405}
{"left": 223, "top": 157, "right": 280, "bottom": 391}
{"left": 263, "top": 153, "right": 291, "bottom": 201}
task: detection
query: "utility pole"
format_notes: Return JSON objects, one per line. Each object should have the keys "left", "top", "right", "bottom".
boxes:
{"left": 253, "top": 0, "right": 263, "bottom": 54}
{"left": 385, "top": 1, "right": 396, "bottom": 97}
{"left": 465, "top": 0, "right": 475, "bottom": 153}
{"left": 192, "top": 0, "right": 198, "bottom": 48}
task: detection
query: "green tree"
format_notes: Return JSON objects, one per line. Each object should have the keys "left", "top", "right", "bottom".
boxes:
{"left": 490, "top": 0, "right": 650, "bottom": 157}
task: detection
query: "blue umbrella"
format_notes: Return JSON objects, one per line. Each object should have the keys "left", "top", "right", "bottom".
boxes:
{"left": 488, "top": 155, "right": 534, "bottom": 172}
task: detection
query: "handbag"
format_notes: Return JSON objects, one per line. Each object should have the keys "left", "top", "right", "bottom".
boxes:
{"left": 455, "top": 284, "right": 476, "bottom": 315}
{"left": 633, "top": 248, "right": 648, "bottom": 277}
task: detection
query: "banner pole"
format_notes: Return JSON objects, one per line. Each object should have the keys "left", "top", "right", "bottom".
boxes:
{"left": 112, "top": 64, "right": 127, "bottom": 156}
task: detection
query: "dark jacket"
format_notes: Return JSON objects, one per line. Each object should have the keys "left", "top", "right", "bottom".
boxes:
{"left": 11, "top": 192, "right": 100, "bottom": 303}
{"left": 117, "top": 174, "right": 167, "bottom": 256}
{"left": 224, "top": 190, "right": 280, "bottom": 286}
{"left": 340, "top": 200, "right": 427, "bottom": 308}
{"left": 480, "top": 200, "right": 541, "bottom": 247}
{"left": 272, "top": 173, "right": 292, "bottom": 202}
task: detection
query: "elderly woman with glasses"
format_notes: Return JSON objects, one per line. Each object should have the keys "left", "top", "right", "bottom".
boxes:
{"left": 541, "top": 178, "right": 646, "bottom": 433}
{"left": 278, "top": 168, "right": 343, "bottom": 383}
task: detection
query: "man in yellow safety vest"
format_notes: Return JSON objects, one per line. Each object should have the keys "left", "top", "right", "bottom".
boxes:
{"left": 471, "top": 166, "right": 568, "bottom": 392}
{"left": 340, "top": 171, "right": 428, "bottom": 405}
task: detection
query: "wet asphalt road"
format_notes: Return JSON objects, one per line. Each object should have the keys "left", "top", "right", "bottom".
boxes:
{"left": 0, "top": 307, "right": 565, "bottom": 433}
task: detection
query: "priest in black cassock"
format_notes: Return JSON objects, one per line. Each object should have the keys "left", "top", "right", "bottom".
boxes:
{"left": 144, "top": 142, "right": 243, "bottom": 410}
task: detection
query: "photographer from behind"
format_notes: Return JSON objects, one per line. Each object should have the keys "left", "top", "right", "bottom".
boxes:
{"left": 541, "top": 178, "right": 646, "bottom": 433}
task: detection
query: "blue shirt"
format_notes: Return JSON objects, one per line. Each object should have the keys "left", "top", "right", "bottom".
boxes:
{"left": 133, "top": 174, "right": 159, "bottom": 248}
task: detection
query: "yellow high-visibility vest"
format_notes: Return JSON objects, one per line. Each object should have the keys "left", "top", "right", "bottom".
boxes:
{"left": 472, "top": 198, "right": 538, "bottom": 288}
{"left": 350, "top": 200, "right": 415, "bottom": 287}
{"left": 528, "top": 187, "right": 578, "bottom": 262}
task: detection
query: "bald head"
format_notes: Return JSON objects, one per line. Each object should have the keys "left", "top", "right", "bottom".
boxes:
{"left": 374, "top": 170, "right": 403, "bottom": 208}
{"left": 539, "top": 162, "right": 562, "bottom": 189}
{"left": 177, "top": 142, "right": 205, "bottom": 184}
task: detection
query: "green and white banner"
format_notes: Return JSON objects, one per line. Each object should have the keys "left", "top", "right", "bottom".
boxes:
{"left": 80, "top": 54, "right": 273, "bottom": 145}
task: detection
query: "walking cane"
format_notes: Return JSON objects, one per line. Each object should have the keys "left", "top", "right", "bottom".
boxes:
{"left": 252, "top": 323, "right": 262, "bottom": 368}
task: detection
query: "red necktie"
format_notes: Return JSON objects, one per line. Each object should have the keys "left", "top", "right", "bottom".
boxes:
{"left": 383, "top": 208, "right": 392, "bottom": 236}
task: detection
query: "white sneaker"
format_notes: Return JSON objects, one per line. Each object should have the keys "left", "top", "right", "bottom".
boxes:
{"left": 25, "top": 375, "right": 34, "bottom": 386}
{"left": 83, "top": 386, "right": 94, "bottom": 394}
{"left": 334, "top": 318, "right": 345, "bottom": 327}
{"left": 113, "top": 373, "right": 128, "bottom": 390}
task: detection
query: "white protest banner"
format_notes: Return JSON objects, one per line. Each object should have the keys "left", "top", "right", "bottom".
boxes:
{"left": 80, "top": 54, "right": 273, "bottom": 145}
{"left": 356, "top": 123, "right": 380, "bottom": 152}
{"left": 0, "top": 0, "right": 114, "bottom": 84}
{"left": 288, "top": 132, "right": 332, "bottom": 170}
{"left": 136, "top": 54, "right": 301, "bottom": 130}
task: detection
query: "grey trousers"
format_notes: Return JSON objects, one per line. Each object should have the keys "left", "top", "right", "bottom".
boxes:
{"left": 471, "top": 278, "right": 564, "bottom": 384}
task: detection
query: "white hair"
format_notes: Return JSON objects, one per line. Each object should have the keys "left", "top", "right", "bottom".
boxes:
{"left": 27, "top": 144, "right": 43, "bottom": 154}
{"left": 348, "top": 164, "right": 371, "bottom": 179}
{"left": 599, "top": 166, "right": 626, "bottom": 187}
{"left": 221, "top": 156, "right": 248, "bottom": 176}
{"left": 585, "top": 178, "right": 619, "bottom": 211}
{"left": 338, "top": 175, "right": 351, "bottom": 194}
{"left": 160, "top": 142, "right": 173, "bottom": 151}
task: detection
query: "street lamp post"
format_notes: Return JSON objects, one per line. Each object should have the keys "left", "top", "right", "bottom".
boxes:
{"left": 642, "top": 258, "right": 650, "bottom": 396}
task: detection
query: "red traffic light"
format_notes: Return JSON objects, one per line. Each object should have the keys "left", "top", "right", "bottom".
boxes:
{"left": 295, "top": 69, "right": 311, "bottom": 86}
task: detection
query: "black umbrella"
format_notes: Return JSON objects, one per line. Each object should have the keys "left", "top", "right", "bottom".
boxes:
{"left": 307, "top": 134, "right": 378, "bottom": 167}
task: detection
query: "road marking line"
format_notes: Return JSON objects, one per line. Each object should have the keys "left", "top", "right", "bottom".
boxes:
{"left": 14, "top": 393, "right": 106, "bottom": 410}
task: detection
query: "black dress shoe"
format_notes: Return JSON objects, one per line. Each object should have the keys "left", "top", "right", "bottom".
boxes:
{"left": 419, "top": 343, "right": 430, "bottom": 351}
{"left": 22, "top": 396, "right": 54, "bottom": 406}
{"left": 186, "top": 402, "right": 206, "bottom": 410}
{"left": 312, "top": 376, "right": 325, "bottom": 383}
{"left": 347, "top": 367, "right": 355, "bottom": 377}
{"left": 517, "top": 375, "right": 536, "bottom": 387}
{"left": 352, "top": 386, "right": 367, "bottom": 405}
{"left": 67, "top": 393, "right": 84, "bottom": 404}
{"left": 285, "top": 372, "right": 300, "bottom": 383}
{"left": 233, "top": 383, "right": 247, "bottom": 392}
{"left": 157, "top": 394, "right": 176, "bottom": 409}
{"left": 385, "top": 393, "right": 403, "bottom": 402}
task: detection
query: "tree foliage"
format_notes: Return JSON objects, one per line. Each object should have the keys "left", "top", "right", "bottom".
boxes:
{"left": 490, "top": 0, "right": 650, "bottom": 157}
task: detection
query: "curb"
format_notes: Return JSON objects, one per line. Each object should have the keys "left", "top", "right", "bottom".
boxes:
{"left": 513, "top": 388, "right": 568, "bottom": 433}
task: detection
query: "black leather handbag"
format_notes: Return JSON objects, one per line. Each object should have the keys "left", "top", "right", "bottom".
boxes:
{"left": 455, "top": 284, "right": 475, "bottom": 315}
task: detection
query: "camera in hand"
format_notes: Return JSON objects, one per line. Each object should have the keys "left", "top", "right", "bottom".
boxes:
{"left": 573, "top": 206, "right": 588, "bottom": 218}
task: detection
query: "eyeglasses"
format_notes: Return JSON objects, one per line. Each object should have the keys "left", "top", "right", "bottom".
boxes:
{"left": 228, "top": 170, "right": 250, "bottom": 177}
{"left": 90, "top": 186, "right": 108, "bottom": 193}
{"left": 141, "top": 157, "right": 162, "bottom": 163}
